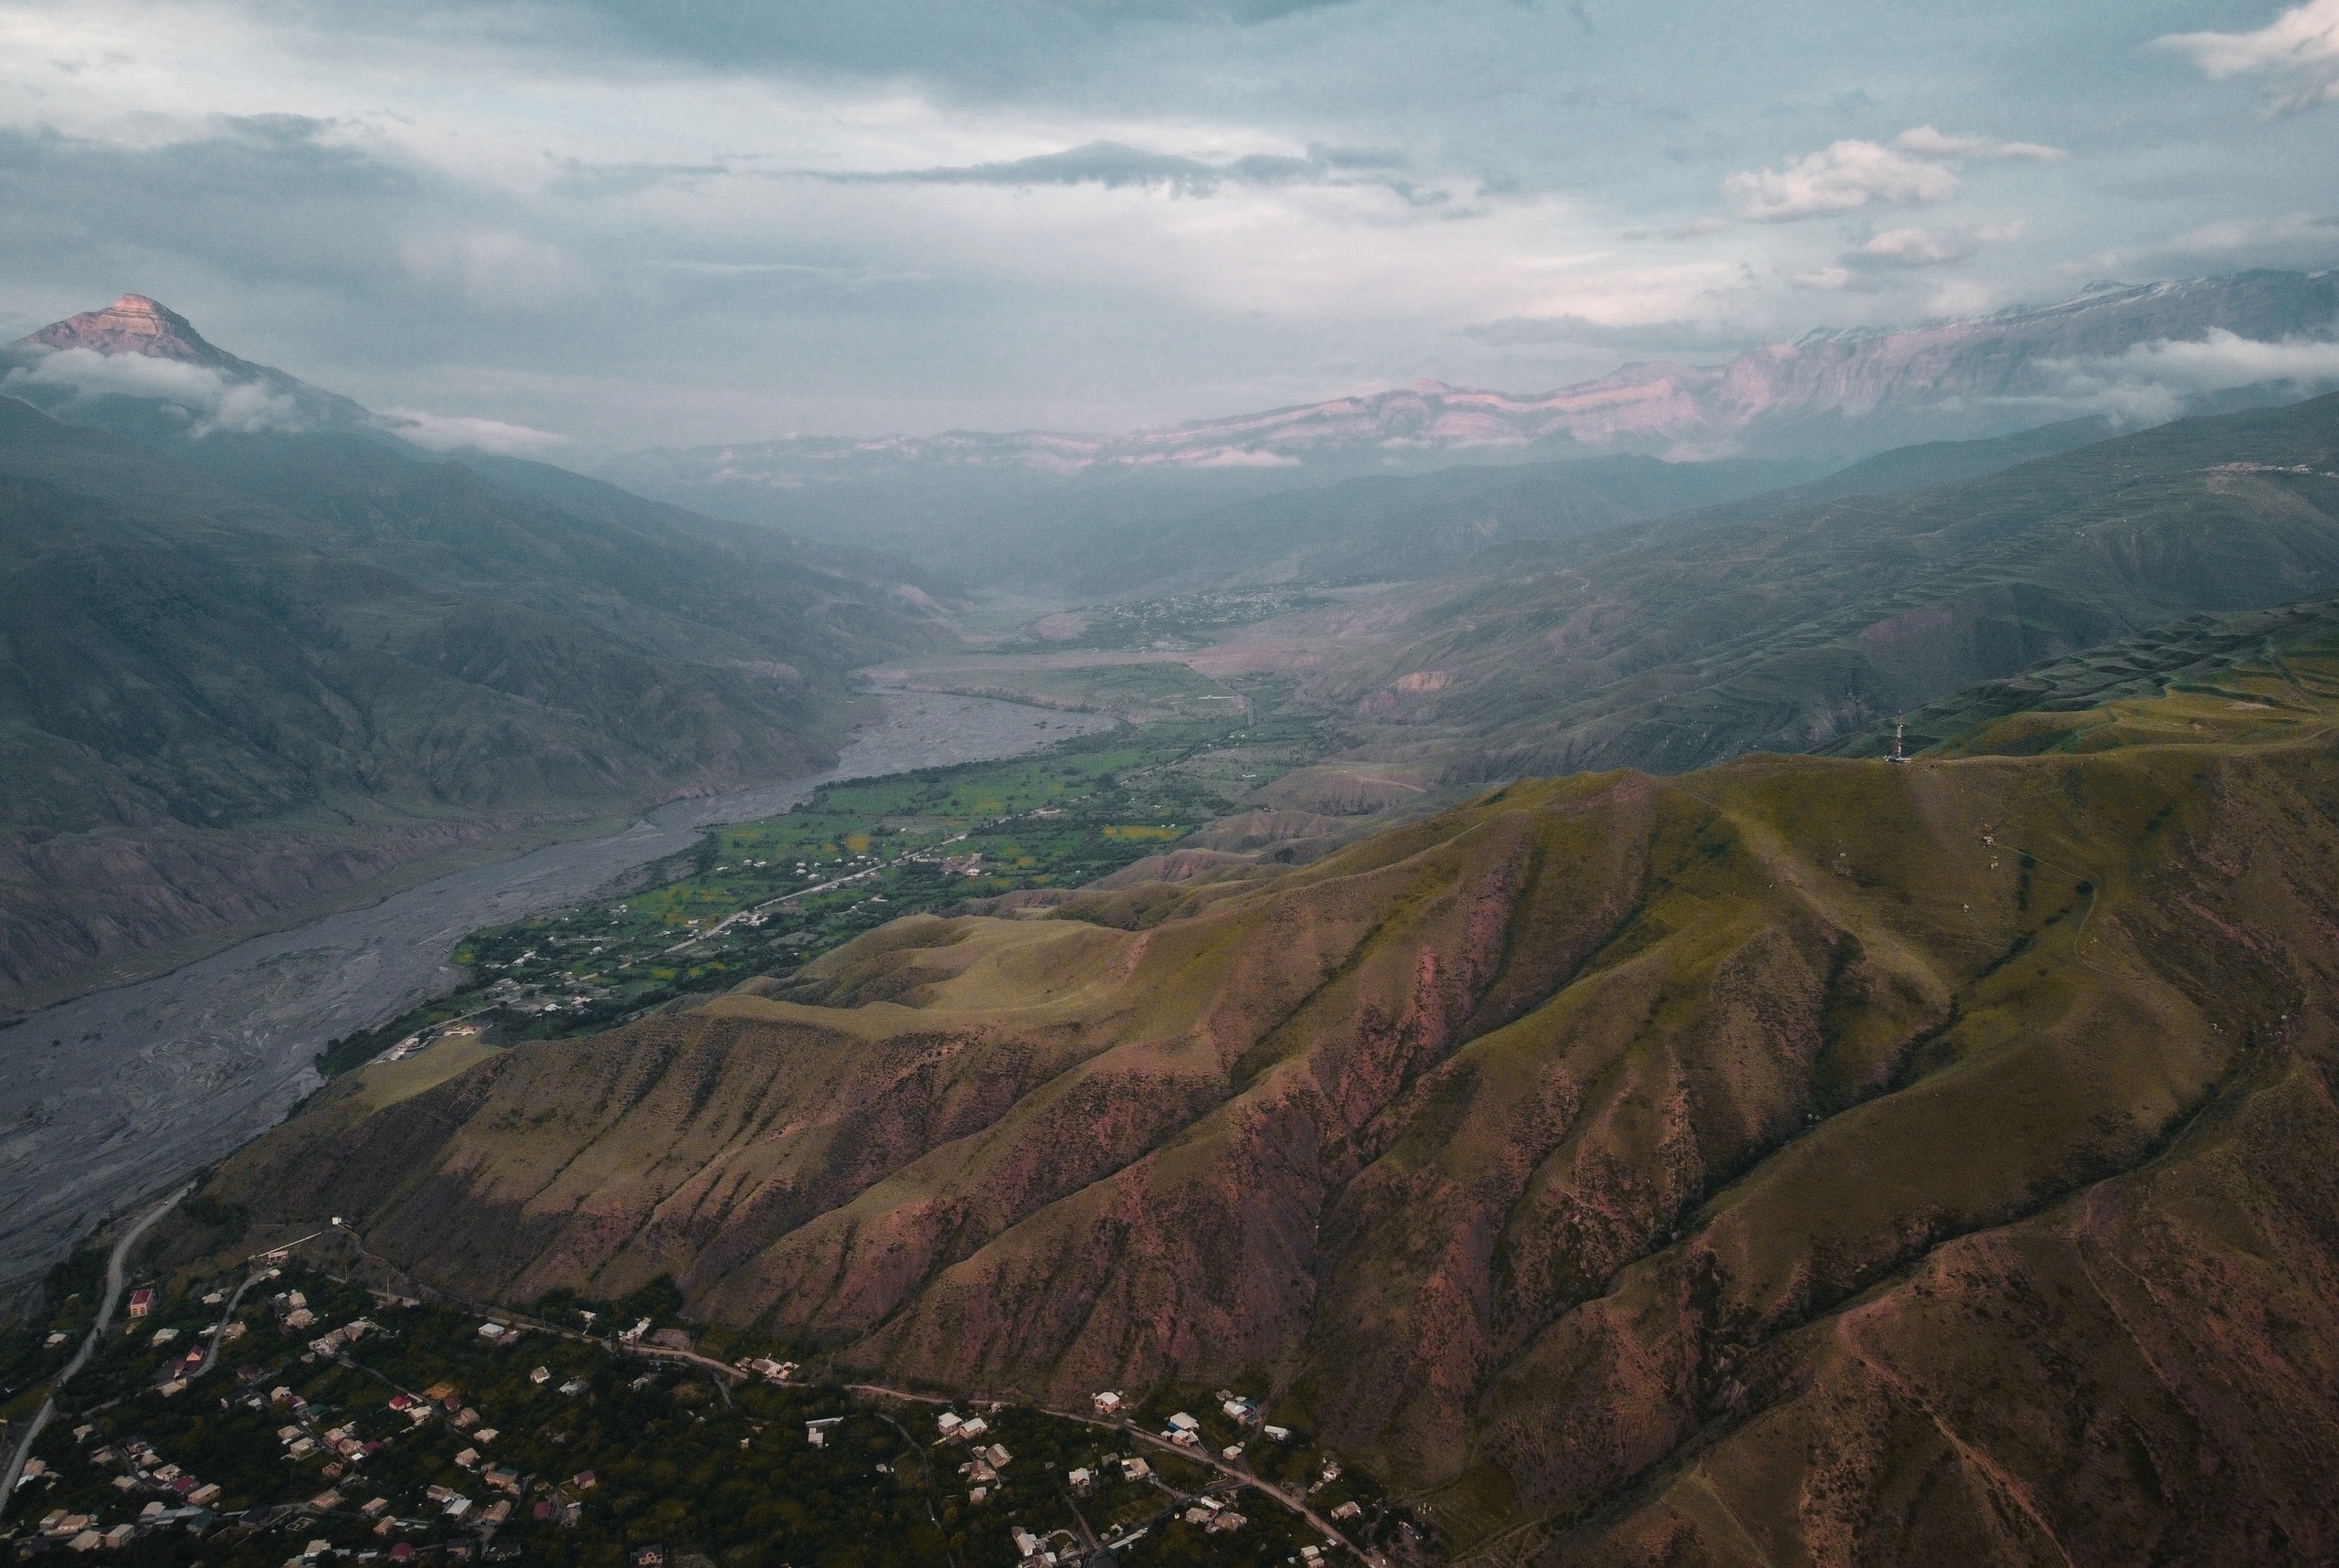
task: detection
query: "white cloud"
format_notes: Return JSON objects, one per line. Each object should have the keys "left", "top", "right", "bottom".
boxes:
{"left": 1724, "top": 140, "right": 1960, "bottom": 221}
{"left": 2157, "top": 0, "right": 2339, "bottom": 115}
{"left": 2038, "top": 329, "right": 2339, "bottom": 422}
{"left": 1, "top": 346, "right": 310, "bottom": 435}
{"left": 376, "top": 409, "right": 572, "bottom": 455}
{"left": 1791, "top": 267, "right": 1854, "bottom": 291}
{"left": 1853, "top": 227, "right": 1973, "bottom": 266}
{"left": 1180, "top": 447, "right": 1301, "bottom": 467}
{"left": 1890, "top": 125, "right": 2066, "bottom": 161}
{"left": 1845, "top": 222, "right": 2022, "bottom": 270}
{"left": 2063, "top": 210, "right": 2339, "bottom": 278}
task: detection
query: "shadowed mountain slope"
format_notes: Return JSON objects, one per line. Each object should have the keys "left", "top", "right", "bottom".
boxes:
{"left": 1308, "top": 392, "right": 2339, "bottom": 779}
{"left": 205, "top": 627, "right": 2339, "bottom": 1563}
{"left": 906, "top": 451, "right": 1826, "bottom": 596}
{"left": 1824, "top": 588, "right": 2339, "bottom": 758}
{"left": 0, "top": 396, "right": 948, "bottom": 1012}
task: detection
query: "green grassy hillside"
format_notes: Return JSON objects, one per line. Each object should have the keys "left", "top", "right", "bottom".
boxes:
{"left": 196, "top": 618, "right": 2339, "bottom": 1563}
{"left": 0, "top": 397, "right": 950, "bottom": 1012}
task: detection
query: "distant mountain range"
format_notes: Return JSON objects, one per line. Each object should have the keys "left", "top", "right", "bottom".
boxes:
{"left": 601, "top": 270, "right": 2339, "bottom": 522}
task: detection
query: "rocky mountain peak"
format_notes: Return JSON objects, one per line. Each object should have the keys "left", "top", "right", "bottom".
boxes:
{"left": 13, "top": 293, "right": 228, "bottom": 365}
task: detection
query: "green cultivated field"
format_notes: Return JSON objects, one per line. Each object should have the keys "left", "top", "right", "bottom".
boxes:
{"left": 319, "top": 684, "right": 1333, "bottom": 1075}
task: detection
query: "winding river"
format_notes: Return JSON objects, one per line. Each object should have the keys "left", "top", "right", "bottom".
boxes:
{"left": 0, "top": 693, "right": 1111, "bottom": 1293}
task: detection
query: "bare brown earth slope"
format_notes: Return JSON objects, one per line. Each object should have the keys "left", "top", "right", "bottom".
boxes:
{"left": 206, "top": 633, "right": 2339, "bottom": 1563}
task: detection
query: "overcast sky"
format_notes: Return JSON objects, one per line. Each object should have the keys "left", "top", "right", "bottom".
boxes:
{"left": 1, "top": 0, "right": 2334, "bottom": 450}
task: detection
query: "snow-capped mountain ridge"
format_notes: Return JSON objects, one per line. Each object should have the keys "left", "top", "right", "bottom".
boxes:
{"left": 607, "top": 269, "right": 2339, "bottom": 498}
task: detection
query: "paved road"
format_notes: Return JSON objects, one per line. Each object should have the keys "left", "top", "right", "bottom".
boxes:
{"left": 192, "top": 1266, "right": 267, "bottom": 1381}
{"left": 0, "top": 693, "right": 1110, "bottom": 1294}
{"left": 0, "top": 1184, "right": 189, "bottom": 1520}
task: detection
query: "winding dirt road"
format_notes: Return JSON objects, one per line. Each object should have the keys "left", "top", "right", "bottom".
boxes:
{"left": 0, "top": 1183, "right": 189, "bottom": 1520}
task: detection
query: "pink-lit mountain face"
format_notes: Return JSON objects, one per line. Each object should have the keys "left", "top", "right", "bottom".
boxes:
{"left": 606, "top": 270, "right": 2339, "bottom": 496}
{"left": 4, "top": 293, "right": 373, "bottom": 436}
{"left": 18, "top": 293, "right": 233, "bottom": 363}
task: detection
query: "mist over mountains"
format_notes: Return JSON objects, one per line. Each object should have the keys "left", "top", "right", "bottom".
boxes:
{"left": 599, "top": 270, "right": 2339, "bottom": 527}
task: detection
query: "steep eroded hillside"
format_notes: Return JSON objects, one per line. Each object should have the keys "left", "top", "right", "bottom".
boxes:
{"left": 204, "top": 630, "right": 2339, "bottom": 1562}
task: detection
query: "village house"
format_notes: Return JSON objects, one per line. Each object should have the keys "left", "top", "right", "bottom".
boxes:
{"left": 127, "top": 1288, "right": 154, "bottom": 1319}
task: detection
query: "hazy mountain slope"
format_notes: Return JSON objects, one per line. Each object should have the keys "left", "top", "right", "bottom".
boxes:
{"left": 1631, "top": 413, "right": 2119, "bottom": 542}
{"left": 592, "top": 418, "right": 2108, "bottom": 602}
{"left": 202, "top": 637, "right": 2339, "bottom": 1563}
{"left": 0, "top": 397, "right": 948, "bottom": 1012}
{"left": 1314, "top": 392, "right": 2339, "bottom": 778}
{"left": 906, "top": 452, "right": 1824, "bottom": 596}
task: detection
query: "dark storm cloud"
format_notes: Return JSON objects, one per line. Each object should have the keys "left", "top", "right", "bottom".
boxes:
{"left": 0, "top": 116, "right": 423, "bottom": 293}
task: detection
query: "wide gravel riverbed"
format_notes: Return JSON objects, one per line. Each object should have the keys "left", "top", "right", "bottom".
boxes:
{"left": 0, "top": 693, "right": 1110, "bottom": 1292}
